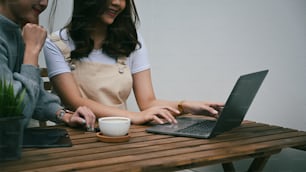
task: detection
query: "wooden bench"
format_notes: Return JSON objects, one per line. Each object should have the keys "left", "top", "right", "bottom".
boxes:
{"left": 40, "top": 67, "right": 52, "bottom": 91}
{"left": 38, "top": 67, "right": 52, "bottom": 127}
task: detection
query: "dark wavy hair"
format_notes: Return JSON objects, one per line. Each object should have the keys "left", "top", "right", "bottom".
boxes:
{"left": 65, "top": 0, "right": 141, "bottom": 59}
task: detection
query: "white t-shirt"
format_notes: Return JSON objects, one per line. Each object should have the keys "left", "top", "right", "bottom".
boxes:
{"left": 43, "top": 29, "right": 150, "bottom": 78}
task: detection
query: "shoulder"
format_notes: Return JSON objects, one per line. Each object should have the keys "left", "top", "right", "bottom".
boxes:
{"left": 50, "top": 29, "right": 69, "bottom": 40}
{"left": 137, "top": 32, "right": 145, "bottom": 46}
{"left": 133, "top": 31, "right": 148, "bottom": 55}
{"left": 46, "top": 29, "right": 75, "bottom": 52}
{"left": 0, "top": 16, "right": 20, "bottom": 45}
{"left": 127, "top": 32, "right": 150, "bottom": 74}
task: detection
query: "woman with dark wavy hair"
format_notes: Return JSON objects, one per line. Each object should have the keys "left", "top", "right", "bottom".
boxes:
{"left": 44, "top": 0, "right": 223, "bottom": 125}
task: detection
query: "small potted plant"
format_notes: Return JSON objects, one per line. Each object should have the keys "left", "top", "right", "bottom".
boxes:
{"left": 0, "top": 79, "right": 25, "bottom": 161}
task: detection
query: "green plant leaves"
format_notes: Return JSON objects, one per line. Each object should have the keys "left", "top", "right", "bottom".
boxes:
{"left": 0, "top": 79, "right": 25, "bottom": 117}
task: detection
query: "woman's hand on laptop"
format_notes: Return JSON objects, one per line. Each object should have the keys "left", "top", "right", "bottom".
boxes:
{"left": 179, "top": 101, "right": 224, "bottom": 118}
{"left": 131, "top": 106, "right": 179, "bottom": 125}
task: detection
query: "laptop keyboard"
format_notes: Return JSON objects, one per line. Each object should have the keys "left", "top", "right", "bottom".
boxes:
{"left": 177, "top": 120, "right": 216, "bottom": 134}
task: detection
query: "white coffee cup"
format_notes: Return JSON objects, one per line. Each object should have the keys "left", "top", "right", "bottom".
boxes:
{"left": 98, "top": 117, "right": 131, "bottom": 137}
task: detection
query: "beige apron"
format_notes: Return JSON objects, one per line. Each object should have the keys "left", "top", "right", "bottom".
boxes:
{"left": 49, "top": 34, "right": 133, "bottom": 110}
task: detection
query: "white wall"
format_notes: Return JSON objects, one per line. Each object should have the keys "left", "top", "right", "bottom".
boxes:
{"left": 39, "top": 0, "right": 306, "bottom": 171}
{"left": 133, "top": 0, "right": 306, "bottom": 131}
{"left": 38, "top": 0, "right": 73, "bottom": 66}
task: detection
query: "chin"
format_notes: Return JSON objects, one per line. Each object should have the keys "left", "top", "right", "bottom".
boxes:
{"left": 101, "top": 17, "right": 115, "bottom": 25}
{"left": 30, "top": 18, "right": 39, "bottom": 24}
{"left": 28, "top": 15, "right": 39, "bottom": 24}
{"left": 105, "top": 21, "right": 114, "bottom": 25}
{"left": 22, "top": 17, "right": 39, "bottom": 25}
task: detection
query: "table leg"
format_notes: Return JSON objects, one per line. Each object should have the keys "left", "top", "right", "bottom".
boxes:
{"left": 247, "top": 155, "right": 270, "bottom": 172}
{"left": 293, "top": 145, "right": 306, "bottom": 151}
{"left": 222, "top": 162, "right": 236, "bottom": 172}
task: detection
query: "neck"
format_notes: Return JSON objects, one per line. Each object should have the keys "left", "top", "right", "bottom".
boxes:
{"left": 89, "top": 22, "right": 108, "bottom": 49}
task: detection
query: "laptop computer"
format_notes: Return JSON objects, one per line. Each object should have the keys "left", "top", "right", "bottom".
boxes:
{"left": 146, "top": 69, "right": 269, "bottom": 139}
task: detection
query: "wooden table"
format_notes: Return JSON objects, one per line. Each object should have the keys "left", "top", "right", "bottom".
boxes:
{"left": 1, "top": 116, "right": 306, "bottom": 172}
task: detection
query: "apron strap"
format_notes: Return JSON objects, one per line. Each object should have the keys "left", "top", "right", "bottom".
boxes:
{"left": 48, "top": 33, "right": 75, "bottom": 70}
{"left": 48, "top": 33, "right": 72, "bottom": 62}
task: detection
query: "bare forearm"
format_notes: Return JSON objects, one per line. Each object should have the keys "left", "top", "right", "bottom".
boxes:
{"left": 23, "top": 48, "right": 39, "bottom": 67}
{"left": 139, "top": 99, "right": 180, "bottom": 112}
{"left": 66, "top": 97, "right": 135, "bottom": 119}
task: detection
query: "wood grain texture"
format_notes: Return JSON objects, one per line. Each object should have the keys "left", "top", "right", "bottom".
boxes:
{"left": 1, "top": 116, "right": 306, "bottom": 172}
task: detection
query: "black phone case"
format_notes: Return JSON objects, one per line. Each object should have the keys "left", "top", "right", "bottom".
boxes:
{"left": 23, "top": 128, "right": 72, "bottom": 148}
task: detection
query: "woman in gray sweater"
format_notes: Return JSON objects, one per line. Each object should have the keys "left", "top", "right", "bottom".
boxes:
{"left": 0, "top": 0, "right": 95, "bottom": 130}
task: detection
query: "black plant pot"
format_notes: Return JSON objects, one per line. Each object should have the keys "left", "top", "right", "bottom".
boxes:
{"left": 0, "top": 116, "right": 24, "bottom": 161}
